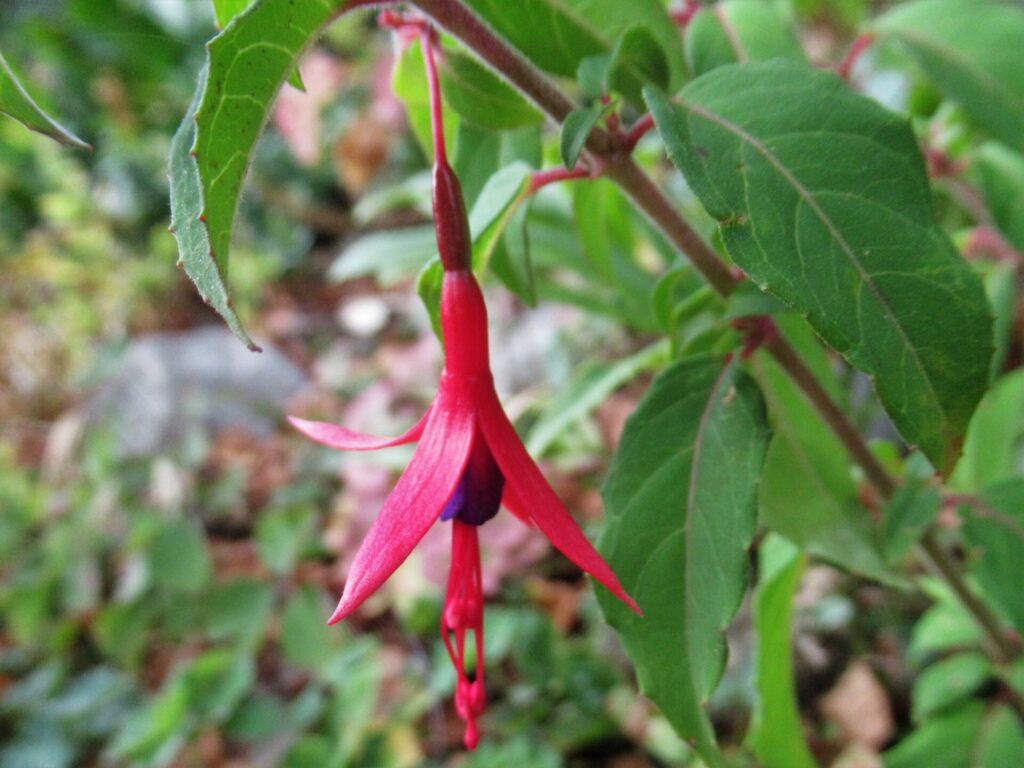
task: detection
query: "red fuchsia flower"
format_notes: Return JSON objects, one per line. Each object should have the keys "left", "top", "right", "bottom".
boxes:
{"left": 289, "top": 21, "right": 638, "bottom": 749}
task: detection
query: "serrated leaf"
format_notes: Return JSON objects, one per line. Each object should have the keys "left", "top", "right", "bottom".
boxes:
{"left": 597, "top": 354, "right": 771, "bottom": 767}
{"left": 0, "top": 51, "right": 90, "bottom": 149}
{"left": 685, "top": 0, "right": 805, "bottom": 76}
{"left": 875, "top": 0, "right": 1024, "bottom": 152}
{"left": 462, "top": 0, "right": 685, "bottom": 104}
{"left": 646, "top": 64, "right": 992, "bottom": 474}
{"left": 961, "top": 478, "right": 1024, "bottom": 635}
{"left": 753, "top": 317, "right": 899, "bottom": 585}
{"left": 748, "top": 535, "right": 817, "bottom": 768}
{"left": 950, "top": 369, "right": 1024, "bottom": 492}
{"left": 170, "top": 0, "right": 359, "bottom": 348}
{"left": 560, "top": 102, "right": 608, "bottom": 170}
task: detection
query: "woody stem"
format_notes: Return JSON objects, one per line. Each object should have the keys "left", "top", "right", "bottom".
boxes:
{"left": 408, "top": 0, "right": 1018, "bottom": 664}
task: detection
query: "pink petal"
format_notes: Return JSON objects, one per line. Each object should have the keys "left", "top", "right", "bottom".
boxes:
{"left": 328, "top": 387, "right": 474, "bottom": 623}
{"left": 477, "top": 387, "right": 641, "bottom": 615}
{"left": 287, "top": 407, "right": 430, "bottom": 451}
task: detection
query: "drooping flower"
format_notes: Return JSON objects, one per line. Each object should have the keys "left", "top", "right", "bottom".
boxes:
{"left": 292, "top": 17, "right": 638, "bottom": 748}
{"left": 290, "top": 162, "right": 639, "bottom": 749}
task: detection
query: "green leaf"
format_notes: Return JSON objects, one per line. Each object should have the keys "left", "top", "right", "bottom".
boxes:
{"left": 875, "top": 0, "right": 1024, "bottom": 152}
{"left": 560, "top": 102, "right": 608, "bottom": 170}
{"left": 961, "top": 478, "right": 1024, "bottom": 635}
{"left": 148, "top": 519, "right": 212, "bottom": 594}
{"left": 280, "top": 586, "right": 334, "bottom": 673}
{"left": 748, "top": 535, "right": 817, "bottom": 768}
{"left": 0, "top": 51, "right": 90, "bottom": 149}
{"left": 597, "top": 354, "right": 771, "bottom": 766}
{"left": 212, "top": 0, "right": 253, "bottom": 28}
{"left": 416, "top": 257, "right": 444, "bottom": 341}
{"left": 462, "top": 0, "right": 685, "bottom": 101}
{"left": 685, "top": 0, "right": 805, "bottom": 76}
{"left": 203, "top": 578, "right": 274, "bottom": 645}
{"left": 950, "top": 369, "right": 1024, "bottom": 492}
{"left": 753, "top": 317, "right": 898, "bottom": 585}
{"left": 979, "top": 261, "right": 1016, "bottom": 381}
{"left": 883, "top": 483, "right": 940, "bottom": 564}
{"left": 441, "top": 48, "right": 542, "bottom": 130}
{"left": 525, "top": 340, "right": 668, "bottom": 456}
{"left": 885, "top": 701, "right": 985, "bottom": 768}
{"left": 328, "top": 226, "right": 437, "bottom": 286}
{"left": 606, "top": 26, "right": 670, "bottom": 103}
{"left": 646, "top": 64, "right": 992, "bottom": 474}
{"left": 255, "top": 506, "right": 316, "bottom": 575}
{"left": 912, "top": 652, "right": 990, "bottom": 722}
{"left": 977, "top": 705, "right": 1024, "bottom": 767}
{"left": 169, "top": 0, "right": 358, "bottom": 348}
{"left": 909, "top": 580, "right": 983, "bottom": 663}
{"left": 974, "top": 142, "right": 1024, "bottom": 251}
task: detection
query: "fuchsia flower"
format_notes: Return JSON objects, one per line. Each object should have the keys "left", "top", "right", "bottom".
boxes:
{"left": 290, "top": 163, "right": 639, "bottom": 748}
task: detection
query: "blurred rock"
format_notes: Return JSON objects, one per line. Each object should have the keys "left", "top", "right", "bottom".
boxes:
{"left": 820, "top": 660, "right": 894, "bottom": 751}
{"left": 90, "top": 327, "right": 306, "bottom": 458}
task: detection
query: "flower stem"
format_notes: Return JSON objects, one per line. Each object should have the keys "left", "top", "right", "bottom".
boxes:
{"left": 420, "top": 27, "right": 447, "bottom": 166}
{"left": 408, "top": 0, "right": 1019, "bottom": 665}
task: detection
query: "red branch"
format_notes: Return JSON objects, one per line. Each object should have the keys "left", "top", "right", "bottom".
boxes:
{"left": 837, "top": 33, "right": 875, "bottom": 81}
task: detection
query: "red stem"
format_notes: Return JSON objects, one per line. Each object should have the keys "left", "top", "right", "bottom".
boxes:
{"left": 527, "top": 165, "right": 591, "bottom": 195}
{"left": 420, "top": 28, "right": 447, "bottom": 166}
{"left": 623, "top": 113, "right": 655, "bottom": 152}
{"left": 837, "top": 33, "right": 875, "bottom": 81}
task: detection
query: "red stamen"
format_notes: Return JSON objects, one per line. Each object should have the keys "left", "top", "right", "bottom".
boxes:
{"left": 442, "top": 521, "right": 486, "bottom": 749}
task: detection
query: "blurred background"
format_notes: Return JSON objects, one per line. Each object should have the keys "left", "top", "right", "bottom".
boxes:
{"left": 0, "top": 1, "right": 964, "bottom": 766}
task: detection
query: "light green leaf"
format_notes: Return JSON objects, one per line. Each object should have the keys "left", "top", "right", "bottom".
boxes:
{"left": 974, "top": 142, "right": 1024, "bottom": 251}
{"left": 748, "top": 535, "right": 817, "bottom": 768}
{"left": 329, "top": 226, "right": 437, "bottom": 286}
{"left": 753, "top": 317, "right": 899, "bottom": 585}
{"left": 606, "top": 26, "right": 670, "bottom": 103}
{"left": 170, "top": 0, "right": 359, "bottom": 348}
{"left": 525, "top": 340, "right": 668, "bottom": 456}
{"left": 0, "top": 51, "right": 90, "bottom": 149}
{"left": 560, "top": 102, "right": 608, "bottom": 170}
{"left": 977, "top": 705, "right": 1024, "bottom": 767}
{"left": 441, "top": 48, "right": 542, "bottom": 130}
{"left": 685, "top": 0, "right": 805, "bottom": 76}
{"left": 462, "top": 0, "right": 685, "bottom": 103}
{"left": 912, "top": 652, "right": 990, "bottom": 722}
{"left": 280, "top": 586, "right": 335, "bottom": 673}
{"left": 597, "top": 355, "right": 771, "bottom": 767}
{"left": 885, "top": 701, "right": 985, "bottom": 768}
{"left": 950, "top": 369, "right": 1024, "bottom": 492}
{"left": 961, "top": 478, "right": 1024, "bottom": 635}
{"left": 875, "top": 0, "right": 1024, "bottom": 151}
{"left": 148, "top": 519, "right": 212, "bottom": 594}
{"left": 646, "top": 64, "right": 992, "bottom": 474}
{"left": 212, "top": 0, "right": 253, "bottom": 28}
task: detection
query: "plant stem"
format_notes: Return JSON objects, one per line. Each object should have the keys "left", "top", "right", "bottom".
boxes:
{"left": 408, "top": 0, "right": 1018, "bottom": 663}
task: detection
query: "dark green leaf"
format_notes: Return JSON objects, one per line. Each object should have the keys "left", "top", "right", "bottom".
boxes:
{"left": 560, "top": 102, "right": 608, "bottom": 170}
{"left": 753, "top": 317, "right": 898, "bottom": 584}
{"left": 646, "top": 64, "right": 992, "bottom": 473}
{"left": 912, "top": 652, "right": 990, "bottom": 721}
{"left": 597, "top": 355, "right": 771, "bottom": 766}
{"left": 961, "top": 479, "right": 1024, "bottom": 635}
{"left": 979, "top": 261, "right": 1016, "bottom": 381}
{"left": 685, "top": 0, "right": 805, "bottom": 76}
{"left": 875, "top": 0, "right": 1024, "bottom": 151}
{"left": 950, "top": 369, "right": 1024, "bottom": 492}
{"left": 462, "top": 0, "right": 685, "bottom": 103}
{"left": 748, "top": 535, "right": 816, "bottom": 768}
{"left": 883, "top": 454, "right": 941, "bottom": 563}
{"left": 0, "top": 51, "right": 90, "bottom": 150}
{"left": 169, "top": 0, "right": 358, "bottom": 348}
{"left": 416, "top": 257, "right": 444, "bottom": 341}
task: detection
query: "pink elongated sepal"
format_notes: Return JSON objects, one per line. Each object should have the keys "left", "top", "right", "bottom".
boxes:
{"left": 327, "top": 386, "right": 475, "bottom": 623}
{"left": 476, "top": 387, "right": 642, "bottom": 616}
{"left": 287, "top": 408, "right": 430, "bottom": 451}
